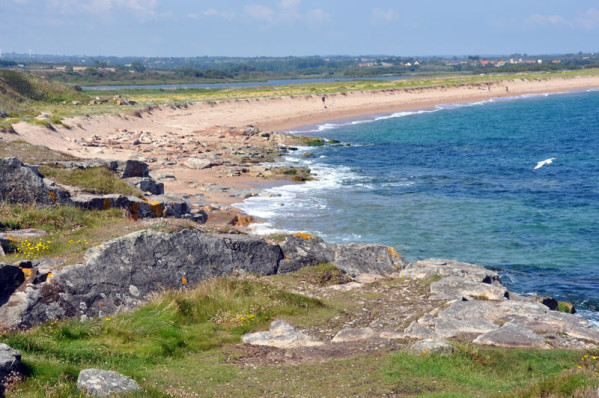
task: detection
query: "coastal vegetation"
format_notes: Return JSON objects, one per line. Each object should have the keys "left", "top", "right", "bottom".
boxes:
{"left": 1, "top": 268, "right": 597, "bottom": 396}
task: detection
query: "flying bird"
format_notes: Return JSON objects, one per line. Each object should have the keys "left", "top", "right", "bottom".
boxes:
{"left": 533, "top": 157, "right": 557, "bottom": 171}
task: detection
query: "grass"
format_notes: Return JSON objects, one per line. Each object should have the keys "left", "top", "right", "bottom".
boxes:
{"left": 0, "top": 202, "right": 197, "bottom": 265}
{"left": 0, "top": 141, "right": 77, "bottom": 164}
{"left": 6, "top": 68, "right": 599, "bottom": 123}
{"left": 38, "top": 166, "right": 143, "bottom": 197}
{"left": 1, "top": 277, "right": 325, "bottom": 397}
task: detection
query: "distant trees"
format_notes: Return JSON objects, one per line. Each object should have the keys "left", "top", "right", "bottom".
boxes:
{"left": 130, "top": 61, "right": 146, "bottom": 73}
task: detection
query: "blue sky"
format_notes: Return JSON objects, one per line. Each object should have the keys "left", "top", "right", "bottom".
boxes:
{"left": 1, "top": 0, "right": 598, "bottom": 57}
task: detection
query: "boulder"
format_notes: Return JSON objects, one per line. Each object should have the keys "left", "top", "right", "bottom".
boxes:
{"left": 241, "top": 320, "right": 323, "bottom": 348}
{"left": 331, "top": 327, "right": 375, "bottom": 343}
{"left": 402, "top": 321, "right": 438, "bottom": 339}
{"left": 108, "top": 159, "right": 149, "bottom": 178}
{"left": 0, "top": 158, "right": 70, "bottom": 205}
{"left": 430, "top": 277, "right": 508, "bottom": 301}
{"left": 407, "top": 259, "right": 502, "bottom": 285}
{"left": 0, "top": 343, "right": 21, "bottom": 381}
{"left": 127, "top": 177, "right": 164, "bottom": 195}
{"left": 184, "top": 157, "right": 218, "bottom": 170}
{"left": 408, "top": 338, "right": 454, "bottom": 355}
{"left": 473, "top": 323, "right": 549, "bottom": 349}
{"left": 77, "top": 369, "right": 140, "bottom": 397}
{"left": 0, "top": 229, "right": 284, "bottom": 328}
{"left": 279, "top": 235, "right": 408, "bottom": 277}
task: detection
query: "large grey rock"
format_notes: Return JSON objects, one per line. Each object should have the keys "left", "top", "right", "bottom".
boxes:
{"left": 0, "top": 343, "right": 21, "bottom": 381}
{"left": 0, "top": 158, "right": 70, "bottom": 205}
{"left": 430, "top": 277, "right": 508, "bottom": 301}
{"left": 0, "top": 229, "right": 283, "bottom": 328}
{"left": 278, "top": 235, "right": 334, "bottom": 274}
{"left": 437, "top": 300, "right": 503, "bottom": 322}
{"left": 77, "top": 369, "right": 140, "bottom": 397}
{"left": 279, "top": 235, "right": 408, "bottom": 277}
{"left": 331, "top": 327, "right": 375, "bottom": 343}
{"left": 434, "top": 317, "right": 499, "bottom": 338}
{"left": 127, "top": 177, "right": 164, "bottom": 195}
{"left": 241, "top": 320, "right": 323, "bottom": 348}
{"left": 406, "top": 259, "right": 502, "bottom": 285}
{"left": 184, "top": 157, "right": 218, "bottom": 170}
{"left": 402, "top": 321, "right": 438, "bottom": 339}
{"left": 108, "top": 159, "right": 149, "bottom": 178}
{"left": 408, "top": 338, "right": 454, "bottom": 355}
{"left": 473, "top": 323, "right": 549, "bottom": 349}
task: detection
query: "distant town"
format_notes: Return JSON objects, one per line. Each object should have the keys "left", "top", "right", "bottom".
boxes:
{"left": 0, "top": 51, "right": 597, "bottom": 85}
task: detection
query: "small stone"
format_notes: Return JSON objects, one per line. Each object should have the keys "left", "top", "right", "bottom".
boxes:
{"left": 77, "top": 369, "right": 140, "bottom": 397}
{"left": 331, "top": 327, "right": 375, "bottom": 343}
{"left": 408, "top": 338, "right": 454, "bottom": 355}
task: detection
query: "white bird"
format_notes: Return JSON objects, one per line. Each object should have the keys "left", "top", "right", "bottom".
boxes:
{"left": 533, "top": 157, "right": 557, "bottom": 171}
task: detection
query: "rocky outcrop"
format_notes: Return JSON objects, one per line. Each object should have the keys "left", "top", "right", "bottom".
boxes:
{"left": 400, "top": 260, "right": 599, "bottom": 349}
{"left": 0, "top": 229, "right": 283, "bottom": 328}
{"left": 241, "top": 320, "right": 323, "bottom": 348}
{"left": 0, "top": 157, "right": 204, "bottom": 222}
{"left": 0, "top": 229, "right": 406, "bottom": 329}
{"left": 279, "top": 234, "right": 408, "bottom": 277}
{"left": 331, "top": 327, "right": 375, "bottom": 343}
{"left": 77, "top": 369, "right": 140, "bottom": 397}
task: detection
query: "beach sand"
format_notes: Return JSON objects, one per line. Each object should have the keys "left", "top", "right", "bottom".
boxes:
{"left": 5, "top": 74, "right": 599, "bottom": 218}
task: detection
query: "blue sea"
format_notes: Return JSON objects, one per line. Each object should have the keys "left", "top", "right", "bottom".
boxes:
{"left": 235, "top": 89, "right": 599, "bottom": 324}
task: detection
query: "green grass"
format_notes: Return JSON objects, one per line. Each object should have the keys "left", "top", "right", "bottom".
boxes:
{"left": 38, "top": 166, "right": 143, "bottom": 197}
{"left": 2, "top": 277, "right": 325, "bottom": 397}
{"left": 383, "top": 344, "right": 591, "bottom": 397}
{"left": 0, "top": 265, "right": 597, "bottom": 396}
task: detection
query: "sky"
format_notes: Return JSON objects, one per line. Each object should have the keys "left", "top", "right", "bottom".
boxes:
{"left": 1, "top": 0, "right": 598, "bottom": 58}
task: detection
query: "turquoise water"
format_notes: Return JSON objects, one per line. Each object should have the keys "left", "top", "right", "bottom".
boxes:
{"left": 236, "top": 89, "right": 599, "bottom": 323}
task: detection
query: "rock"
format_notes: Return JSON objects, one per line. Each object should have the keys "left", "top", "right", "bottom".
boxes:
{"left": 533, "top": 296, "right": 559, "bottom": 311}
{"left": 184, "top": 157, "right": 218, "bottom": 170}
{"left": 279, "top": 235, "right": 408, "bottom": 277}
{"left": 0, "top": 343, "right": 21, "bottom": 382}
{"left": 77, "top": 369, "right": 140, "bottom": 397}
{"left": 437, "top": 300, "right": 503, "bottom": 322}
{"left": 408, "top": 338, "right": 454, "bottom": 355}
{"left": 331, "top": 327, "right": 375, "bottom": 343}
{"left": 0, "top": 229, "right": 284, "bottom": 328}
{"left": 108, "top": 159, "right": 149, "bottom": 178}
{"left": 402, "top": 321, "right": 438, "bottom": 339}
{"left": 0, "top": 264, "right": 25, "bottom": 306}
{"left": 433, "top": 317, "right": 499, "bottom": 338}
{"left": 473, "top": 323, "right": 549, "bottom": 349}
{"left": 404, "top": 259, "right": 502, "bottom": 284}
{"left": 430, "top": 277, "right": 508, "bottom": 301}
{"left": 241, "top": 320, "right": 323, "bottom": 348}
{"left": 0, "top": 158, "right": 70, "bottom": 205}
{"left": 126, "top": 177, "right": 164, "bottom": 195}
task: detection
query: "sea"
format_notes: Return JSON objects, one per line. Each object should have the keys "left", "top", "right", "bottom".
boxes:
{"left": 235, "top": 88, "right": 599, "bottom": 325}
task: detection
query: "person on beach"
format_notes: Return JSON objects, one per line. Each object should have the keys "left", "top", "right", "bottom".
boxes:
{"left": 322, "top": 95, "right": 327, "bottom": 108}
{"left": 506, "top": 86, "right": 509, "bottom": 92}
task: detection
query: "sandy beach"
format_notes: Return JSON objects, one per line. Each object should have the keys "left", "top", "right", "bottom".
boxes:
{"left": 6, "top": 74, "right": 599, "bottom": 217}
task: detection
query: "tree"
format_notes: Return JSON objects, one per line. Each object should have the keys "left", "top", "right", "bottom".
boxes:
{"left": 130, "top": 61, "right": 146, "bottom": 73}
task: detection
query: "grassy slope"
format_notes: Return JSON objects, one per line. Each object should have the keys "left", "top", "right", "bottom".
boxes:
{"left": 1, "top": 269, "right": 597, "bottom": 397}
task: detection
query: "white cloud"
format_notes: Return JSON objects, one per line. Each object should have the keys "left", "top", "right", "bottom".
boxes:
{"left": 372, "top": 8, "right": 399, "bottom": 23}
{"left": 187, "top": 8, "right": 235, "bottom": 20}
{"left": 244, "top": 1, "right": 328, "bottom": 25}
{"left": 245, "top": 4, "right": 275, "bottom": 22}
{"left": 577, "top": 7, "right": 599, "bottom": 29}
{"left": 525, "top": 13, "right": 570, "bottom": 27}
{"left": 45, "top": 0, "right": 159, "bottom": 19}
{"left": 525, "top": 8, "right": 599, "bottom": 30}
{"left": 306, "top": 8, "right": 329, "bottom": 23}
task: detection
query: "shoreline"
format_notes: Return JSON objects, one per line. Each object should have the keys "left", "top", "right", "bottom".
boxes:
{"left": 6, "top": 74, "right": 599, "bottom": 213}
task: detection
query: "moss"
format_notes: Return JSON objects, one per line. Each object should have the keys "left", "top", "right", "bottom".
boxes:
{"left": 557, "top": 301, "right": 576, "bottom": 314}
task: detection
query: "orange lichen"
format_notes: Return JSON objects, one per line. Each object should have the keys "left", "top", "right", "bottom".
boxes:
{"left": 181, "top": 277, "right": 187, "bottom": 285}
{"left": 21, "top": 268, "right": 32, "bottom": 277}
{"left": 150, "top": 201, "right": 164, "bottom": 218}
{"left": 293, "top": 232, "right": 312, "bottom": 240}
{"left": 48, "top": 191, "right": 56, "bottom": 203}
